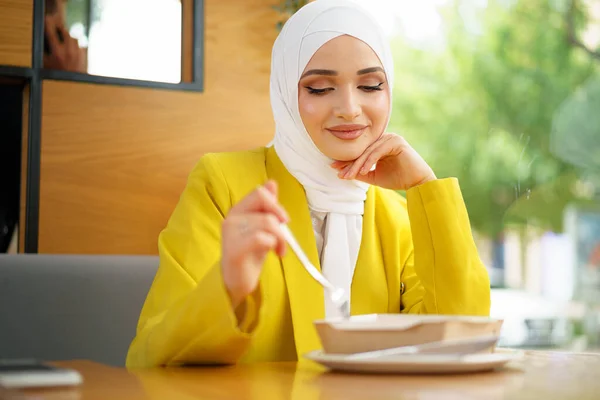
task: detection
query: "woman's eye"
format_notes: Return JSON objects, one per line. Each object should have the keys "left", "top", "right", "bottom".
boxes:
{"left": 305, "top": 86, "right": 333, "bottom": 95}
{"left": 359, "top": 82, "right": 385, "bottom": 92}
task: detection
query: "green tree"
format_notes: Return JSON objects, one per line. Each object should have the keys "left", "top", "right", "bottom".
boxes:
{"left": 390, "top": 0, "right": 599, "bottom": 239}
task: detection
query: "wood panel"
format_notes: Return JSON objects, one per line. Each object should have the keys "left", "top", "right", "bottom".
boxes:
{"left": 0, "top": 0, "right": 33, "bottom": 67}
{"left": 38, "top": 0, "right": 281, "bottom": 254}
{"left": 181, "top": 0, "right": 193, "bottom": 83}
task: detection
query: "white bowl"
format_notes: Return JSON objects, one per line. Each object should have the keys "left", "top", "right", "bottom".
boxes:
{"left": 314, "top": 314, "right": 504, "bottom": 354}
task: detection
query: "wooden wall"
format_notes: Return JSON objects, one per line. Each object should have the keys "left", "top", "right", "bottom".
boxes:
{"left": 38, "top": 0, "right": 280, "bottom": 254}
{"left": 0, "top": 0, "right": 33, "bottom": 67}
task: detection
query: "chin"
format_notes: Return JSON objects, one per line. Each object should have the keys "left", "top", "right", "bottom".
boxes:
{"left": 325, "top": 145, "right": 368, "bottom": 162}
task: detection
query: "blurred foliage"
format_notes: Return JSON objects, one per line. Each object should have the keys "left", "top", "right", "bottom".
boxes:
{"left": 551, "top": 75, "right": 600, "bottom": 172}
{"left": 64, "top": 0, "right": 103, "bottom": 35}
{"left": 389, "top": 0, "right": 600, "bottom": 238}
{"left": 65, "top": 0, "right": 87, "bottom": 30}
{"left": 273, "top": 0, "right": 309, "bottom": 30}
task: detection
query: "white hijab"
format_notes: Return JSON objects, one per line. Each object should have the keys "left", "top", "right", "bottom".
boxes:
{"left": 270, "top": 0, "right": 394, "bottom": 317}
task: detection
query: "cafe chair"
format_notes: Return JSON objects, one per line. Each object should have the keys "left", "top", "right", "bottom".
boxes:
{"left": 0, "top": 254, "right": 158, "bottom": 367}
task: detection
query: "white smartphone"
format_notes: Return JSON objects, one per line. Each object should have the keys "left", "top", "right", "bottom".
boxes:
{"left": 0, "top": 359, "right": 83, "bottom": 389}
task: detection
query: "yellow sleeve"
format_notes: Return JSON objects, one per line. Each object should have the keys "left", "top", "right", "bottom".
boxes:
{"left": 400, "top": 178, "right": 491, "bottom": 316}
{"left": 126, "top": 155, "right": 261, "bottom": 368}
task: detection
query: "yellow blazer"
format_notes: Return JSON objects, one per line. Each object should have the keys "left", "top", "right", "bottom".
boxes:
{"left": 126, "top": 147, "right": 491, "bottom": 368}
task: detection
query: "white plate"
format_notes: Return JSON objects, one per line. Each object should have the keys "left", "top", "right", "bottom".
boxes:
{"left": 304, "top": 349, "right": 522, "bottom": 374}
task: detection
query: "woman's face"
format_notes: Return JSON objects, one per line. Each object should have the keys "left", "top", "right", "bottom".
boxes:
{"left": 298, "top": 35, "right": 390, "bottom": 162}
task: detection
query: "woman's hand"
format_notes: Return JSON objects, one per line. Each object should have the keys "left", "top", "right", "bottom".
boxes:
{"left": 44, "top": 15, "right": 86, "bottom": 73}
{"left": 221, "top": 181, "right": 289, "bottom": 308}
{"left": 331, "top": 133, "right": 437, "bottom": 191}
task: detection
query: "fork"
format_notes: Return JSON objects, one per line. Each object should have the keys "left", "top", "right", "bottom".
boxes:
{"left": 279, "top": 223, "right": 350, "bottom": 318}
{"left": 345, "top": 335, "right": 500, "bottom": 360}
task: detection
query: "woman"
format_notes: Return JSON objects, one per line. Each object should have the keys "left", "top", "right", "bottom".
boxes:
{"left": 126, "top": 0, "right": 490, "bottom": 368}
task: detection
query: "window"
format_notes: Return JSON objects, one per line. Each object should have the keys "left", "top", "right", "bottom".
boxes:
{"left": 65, "top": 0, "right": 182, "bottom": 83}
{"left": 370, "top": 0, "right": 600, "bottom": 349}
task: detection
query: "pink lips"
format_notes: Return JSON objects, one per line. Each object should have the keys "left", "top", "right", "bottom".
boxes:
{"left": 326, "top": 124, "right": 368, "bottom": 140}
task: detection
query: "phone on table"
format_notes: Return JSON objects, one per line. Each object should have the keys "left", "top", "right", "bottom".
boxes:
{"left": 0, "top": 359, "right": 82, "bottom": 389}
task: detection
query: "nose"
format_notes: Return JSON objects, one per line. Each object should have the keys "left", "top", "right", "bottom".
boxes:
{"left": 334, "top": 88, "right": 361, "bottom": 121}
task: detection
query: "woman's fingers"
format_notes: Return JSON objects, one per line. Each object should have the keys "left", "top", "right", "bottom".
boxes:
{"left": 330, "top": 160, "right": 351, "bottom": 170}
{"left": 221, "top": 181, "right": 290, "bottom": 307}
{"left": 356, "top": 140, "right": 396, "bottom": 178}
{"left": 230, "top": 181, "right": 289, "bottom": 223}
{"left": 44, "top": 16, "right": 62, "bottom": 57}
{"left": 342, "top": 135, "right": 392, "bottom": 180}
{"left": 67, "top": 37, "right": 79, "bottom": 58}
{"left": 225, "top": 213, "right": 287, "bottom": 257}
{"left": 249, "top": 231, "right": 278, "bottom": 255}
{"left": 263, "top": 179, "right": 278, "bottom": 198}
{"left": 352, "top": 168, "right": 378, "bottom": 185}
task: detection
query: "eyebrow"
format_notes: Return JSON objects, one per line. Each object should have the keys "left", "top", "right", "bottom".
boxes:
{"left": 300, "top": 66, "right": 385, "bottom": 79}
{"left": 357, "top": 67, "right": 385, "bottom": 75}
{"left": 300, "top": 69, "right": 338, "bottom": 79}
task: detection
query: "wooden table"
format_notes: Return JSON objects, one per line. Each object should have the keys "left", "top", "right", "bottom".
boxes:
{"left": 6, "top": 351, "right": 600, "bottom": 400}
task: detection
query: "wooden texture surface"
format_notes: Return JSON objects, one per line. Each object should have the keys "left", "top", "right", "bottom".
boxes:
{"left": 38, "top": 0, "right": 280, "bottom": 254}
{"left": 0, "top": 0, "right": 33, "bottom": 67}
{"left": 181, "top": 0, "right": 193, "bottom": 83}
{"left": 14, "top": 352, "right": 600, "bottom": 400}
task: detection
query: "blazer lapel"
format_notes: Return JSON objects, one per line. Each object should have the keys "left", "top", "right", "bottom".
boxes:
{"left": 265, "top": 147, "right": 325, "bottom": 359}
{"left": 350, "top": 187, "right": 389, "bottom": 315}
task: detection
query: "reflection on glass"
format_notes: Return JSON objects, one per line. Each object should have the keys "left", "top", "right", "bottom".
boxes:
{"left": 367, "top": 0, "right": 600, "bottom": 350}
{"left": 44, "top": 0, "right": 87, "bottom": 73}
{"left": 44, "top": 0, "right": 182, "bottom": 84}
